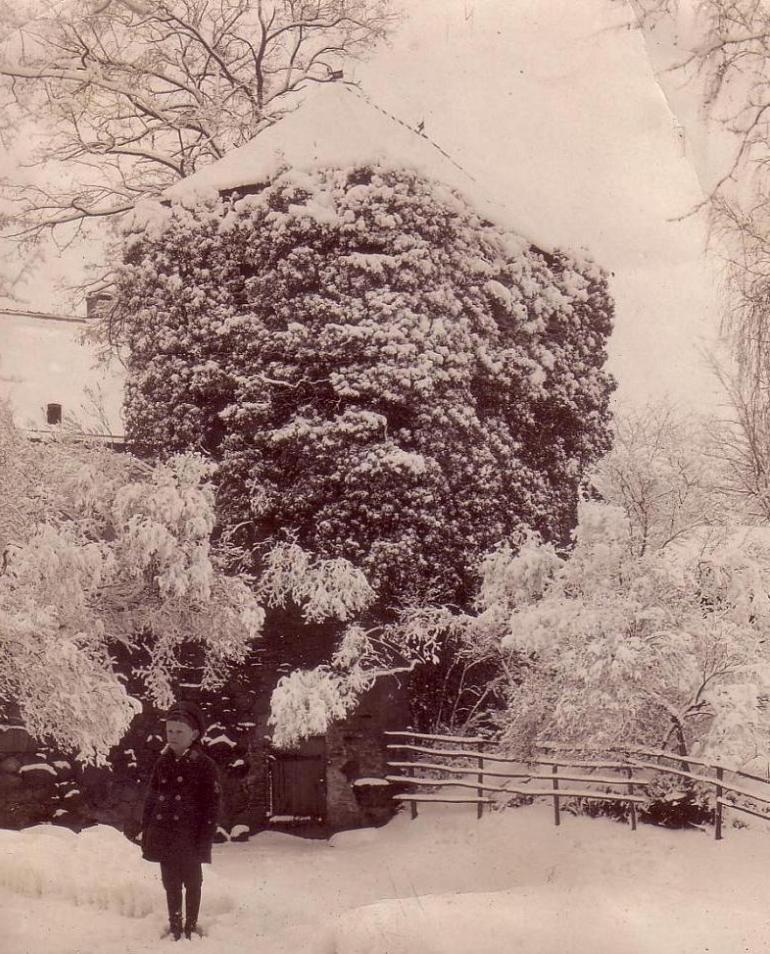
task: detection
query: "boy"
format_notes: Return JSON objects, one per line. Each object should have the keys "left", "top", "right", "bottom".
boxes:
{"left": 141, "top": 701, "right": 220, "bottom": 941}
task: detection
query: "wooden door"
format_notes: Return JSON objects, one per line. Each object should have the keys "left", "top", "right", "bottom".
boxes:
{"left": 269, "top": 752, "right": 326, "bottom": 821}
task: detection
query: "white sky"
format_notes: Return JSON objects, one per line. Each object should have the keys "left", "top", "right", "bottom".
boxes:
{"left": 1, "top": 0, "right": 727, "bottom": 410}
{"left": 351, "top": 0, "right": 726, "bottom": 409}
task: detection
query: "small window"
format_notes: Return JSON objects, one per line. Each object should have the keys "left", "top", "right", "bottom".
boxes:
{"left": 46, "top": 403, "right": 62, "bottom": 425}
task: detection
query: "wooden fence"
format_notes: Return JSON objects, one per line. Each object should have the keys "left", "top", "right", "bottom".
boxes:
{"left": 384, "top": 732, "right": 770, "bottom": 839}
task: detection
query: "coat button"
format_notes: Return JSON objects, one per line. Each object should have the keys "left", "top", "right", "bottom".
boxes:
{"left": 156, "top": 813, "right": 163, "bottom": 820}
{"left": 159, "top": 795, "right": 165, "bottom": 802}
{"left": 175, "top": 794, "right": 181, "bottom": 801}
{"left": 173, "top": 814, "right": 179, "bottom": 820}
{"left": 177, "top": 776, "right": 183, "bottom": 782}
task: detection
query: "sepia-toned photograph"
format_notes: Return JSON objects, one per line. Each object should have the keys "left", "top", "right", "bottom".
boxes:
{"left": 1, "top": 1, "right": 769, "bottom": 951}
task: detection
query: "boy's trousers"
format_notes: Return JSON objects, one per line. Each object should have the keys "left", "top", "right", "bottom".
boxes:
{"left": 160, "top": 852, "right": 203, "bottom": 926}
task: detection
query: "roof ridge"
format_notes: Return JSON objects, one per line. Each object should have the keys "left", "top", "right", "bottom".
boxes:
{"left": 341, "top": 82, "right": 477, "bottom": 185}
{"left": 0, "top": 307, "right": 85, "bottom": 324}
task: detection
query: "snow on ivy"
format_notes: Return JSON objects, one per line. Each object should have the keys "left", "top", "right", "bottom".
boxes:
{"left": 113, "top": 127, "right": 616, "bottom": 748}
{"left": 116, "top": 160, "right": 614, "bottom": 612}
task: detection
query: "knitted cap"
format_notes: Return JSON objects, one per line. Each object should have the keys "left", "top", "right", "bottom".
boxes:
{"left": 165, "top": 700, "right": 205, "bottom": 736}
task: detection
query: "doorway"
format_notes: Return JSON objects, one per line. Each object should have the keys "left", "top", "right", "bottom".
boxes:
{"left": 268, "top": 741, "right": 326, "bottom": 822}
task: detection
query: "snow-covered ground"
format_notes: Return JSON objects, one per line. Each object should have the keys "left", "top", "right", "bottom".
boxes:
{"left": 1, "top": 802, "right": 768, "bottom": 953}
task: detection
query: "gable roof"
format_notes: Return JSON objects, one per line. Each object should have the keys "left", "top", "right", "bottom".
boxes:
{"left": 164, "top": 82, "right": 550, "bottom": 251}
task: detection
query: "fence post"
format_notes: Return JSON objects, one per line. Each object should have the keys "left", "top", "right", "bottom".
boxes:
{"left": 625, "top": 766, "right": 637, "bottom": 831}
{"left": 715, "top": 766, "right": 723, "bottom": 841}
{"left": 408, "top": 762, "right": 418, "bottom": 820}
{"left": 552, "top": 764, "right": 560, "bottom": 827}
{"left": 477, "top": 741, "right": 485, "bottom": 821}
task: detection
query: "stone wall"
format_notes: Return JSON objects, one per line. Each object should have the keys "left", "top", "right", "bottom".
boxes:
{"left": 0, "top": 723, "right": 63, "bottom": 830}
{"left": 0, "top": 647, "right": 262, "bottom": 837}
{"left": 325, "top": 678, "right": 410, "bottom": 829}
{"left": 0, "top": 611, "right": 411, "bottom": 837}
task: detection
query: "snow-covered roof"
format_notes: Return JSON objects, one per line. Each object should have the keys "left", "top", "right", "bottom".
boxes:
{"left": 164, "top": 82, "right": 548, "bottom": 251}
{"left": 0, "top": 306, "right": 82, "bottom": 324}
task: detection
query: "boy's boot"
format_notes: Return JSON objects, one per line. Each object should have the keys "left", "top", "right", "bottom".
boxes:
{"left": 184, "top": 920, "right": 203, "bottom": 939}
{"left": 169, "top": 912, "right": 183, "bottom": 941}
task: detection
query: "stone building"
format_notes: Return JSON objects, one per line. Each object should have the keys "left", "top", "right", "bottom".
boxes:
{"left": 0, "top": 304, "right": 408, "bottom": 835}
{"left": 0, "top": 623, "right": 408, "bottom": 835}
{"left": 4, "top": 81, "right": 523, "bottom": 835}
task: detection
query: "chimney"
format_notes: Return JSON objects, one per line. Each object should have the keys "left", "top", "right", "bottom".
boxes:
{"left": 86, "top": 293, "right": 111, "bottom": 319}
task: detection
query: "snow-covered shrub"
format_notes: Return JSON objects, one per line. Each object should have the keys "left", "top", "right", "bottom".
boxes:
{"left": 114, "top": 162, "right": 615, "bottom": 608}
{"left": 465, "top": 500, "right": 770, "bottom": 766}
{"left": 639, "top": 775, "right": 714, "bottom": 830}
{"left": 269, "top": 609, "right": 444, "bottom": 748}
{"left": 0, "top": 407, "right": 264, "bottom": 763}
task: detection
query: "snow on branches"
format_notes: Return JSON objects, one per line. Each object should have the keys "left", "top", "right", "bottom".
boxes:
{"left": 258, "top": 542, "right": 375, "bottom": 623}
{"left": 589, "top": 402, "right": 732, "bottom": 556}
{"left": 269, "top": 668, "right": 358, "bottom": 750}
{"left": 472, "top": 500, "right": 770, "bottom": 766}
{"left": 0, "top": 0, "right": 398, "bottom": 234}
{"left": 0, "top": 409, "right": 264, "bottom": 762}
{"left": 270, "top": 608, "right": 445, "bottom": 749}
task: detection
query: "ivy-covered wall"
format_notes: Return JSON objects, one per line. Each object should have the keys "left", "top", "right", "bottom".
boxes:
{"left": 118, "top": 163, "right": 615, "bottom": 610}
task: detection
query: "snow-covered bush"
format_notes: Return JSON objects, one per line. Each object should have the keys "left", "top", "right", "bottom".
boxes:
{"left": 468, "top": 500, "right": 770, "bottom": 765}
{"left": 114, "top": 162, "right": 615, "bottom": 608}
{"left": 0, "top": 407, "right": 264, "bottom": 763}
{"left": 269, "top": 607, "right": 446, "bottom": 748}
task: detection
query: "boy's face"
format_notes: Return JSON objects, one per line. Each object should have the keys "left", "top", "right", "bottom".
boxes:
{"left": 166, "top": 719, "right": 198, "bottom": 755}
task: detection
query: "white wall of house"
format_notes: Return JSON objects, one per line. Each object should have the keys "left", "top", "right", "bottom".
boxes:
{"left": 0, "top": 308, "right": 125, "bottom": 438}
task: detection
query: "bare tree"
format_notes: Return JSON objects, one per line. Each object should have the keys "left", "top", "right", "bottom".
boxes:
{"left": 706, "top": 352, "right": 770, "bottom": 521}
{"left": 589, "top": 401, "right": 731, "bottom": 556}
{"left": 0, "top": 0, "right": 398, "bottom": 237}
{"left": 628, "top": 1, "right": 770, "bottom": 391}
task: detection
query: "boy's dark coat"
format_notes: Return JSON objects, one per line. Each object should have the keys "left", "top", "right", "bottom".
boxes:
{"left": 141, "top": 745, "right": 220, "bottom": 864}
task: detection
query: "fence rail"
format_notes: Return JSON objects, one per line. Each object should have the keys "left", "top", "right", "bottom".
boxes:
{"left": 384, "top": 732, "right": 770, "bottom": 839}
